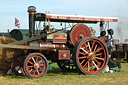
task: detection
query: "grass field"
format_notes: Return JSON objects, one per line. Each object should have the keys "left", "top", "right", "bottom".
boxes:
{"left": 0, "top": 61, "right": 128, "bottom": 85}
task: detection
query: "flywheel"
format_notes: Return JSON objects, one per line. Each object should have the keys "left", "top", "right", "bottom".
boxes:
{"left": 70, "top": 24, "right": 91, "bottom": 45}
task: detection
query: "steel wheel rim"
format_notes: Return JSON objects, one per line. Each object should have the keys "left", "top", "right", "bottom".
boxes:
{"left": 77, "top": 38, "right": 107, "bottom": 74}
{"left": 25, "top": 55, "right": 47, "bottom": 78}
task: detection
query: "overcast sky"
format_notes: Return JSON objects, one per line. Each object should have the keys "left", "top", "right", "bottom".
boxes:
{"left": 0, "top": 0, "right": 128, "bottom": 38}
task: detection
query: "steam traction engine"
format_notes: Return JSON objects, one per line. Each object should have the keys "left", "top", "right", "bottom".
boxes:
{"left": 9, "top": 6, "right": 118, "bottom": 78}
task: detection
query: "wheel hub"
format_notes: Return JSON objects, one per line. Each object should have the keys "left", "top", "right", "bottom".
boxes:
{"left": 79, "top": 34, "right": 84, "bottom": 39}
{"left": 34, "top": 63, "right": 39, "bottom": 69}
{"left": 89, "top": 53, "right": 95, "bottom": 59}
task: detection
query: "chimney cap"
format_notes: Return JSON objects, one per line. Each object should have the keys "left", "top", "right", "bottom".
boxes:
{"left": 28, "top": 6, "right": 36, "bottom": 11}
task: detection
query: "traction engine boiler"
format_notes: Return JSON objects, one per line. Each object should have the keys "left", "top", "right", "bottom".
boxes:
{"left": 10, "top": 6, "right": 118, "bottom": 78}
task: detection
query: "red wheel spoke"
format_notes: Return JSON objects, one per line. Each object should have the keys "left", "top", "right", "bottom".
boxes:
{"left": 79, "top": 52, "right": 86, "bottom": 55}
{"left": 92, "top": 61, "right": 99, "bottom": 69}
{"left": 32, "top": 57, "right": 36, "bottom": 63}
{"left": 33, "top": 69, "right": 37, "bottom": 75}
{"left": 83, "top": 43, "right": 87, "bottom": 47}
{"left": 83, "top": 60, "right": 89, "bottom": 68}
{"left": 80, "top": 59, "right": 85, "bottom": 65}
{"left": 40, "top": 64, "right": 44, "bottom": 66}
{"left": 27, "top": 65, "right": 34, "bottom": 68}
{"left": 93, "top": 44, "right": 97, "bottom": 52}
{"left": 95, "top": 57, "right": 104, "bottom": 61}
{"left": 39, "top": 60, "right": 42, "bottom": 64}
{"left": 39, "top": 67, "right": 44, "bottom": 71}
{"left": 80, "top": 47, "right": 89, "bottom": 54}
{"left": 91, "top": 41, "right": 96, "bottom": 52}
{"left": 36, "top": 56, "right": 39, "bottom": 63}
{"left": 94, "top": 59, "right": 100, "bottom": 65}
{"left": 78, "top": 56, "right": 88, "bottom": 59}
{"left": 95, "top": 53, "right": 102, "bottom": 57}
{"left": 37, "top": 69, "right": 40, "bottom": 75}
{"left": 83, "top": 43, "right": 89, "bottom": 52}
{"left": 29, "top": 69, "right": 33, "bottom": 73}
{"left": 94, "top": 48, "right": 103, "bottom": 53}
{"left": 28, "top": 61, "right": 34, "bottom": 65}
{"left": 87, "top": 42, "right": 91, "bottom": 52}
{"left": 91, "top": 61, "right": 93, "bottom": 71}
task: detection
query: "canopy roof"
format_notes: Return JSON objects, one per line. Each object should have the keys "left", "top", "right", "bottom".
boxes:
{"left": 35, "top": 13, "right": 118, "bottom": 23}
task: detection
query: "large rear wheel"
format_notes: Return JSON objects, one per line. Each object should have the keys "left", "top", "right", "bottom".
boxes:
{"left": 23, "top": 53, "right": 48, "bottom": 78}
{"left": 73, "top": 37, "right": 109, "bottom": 75}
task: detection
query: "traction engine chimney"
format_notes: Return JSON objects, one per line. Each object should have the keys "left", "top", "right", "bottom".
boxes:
{"left": 27, "top": 6, "right": 36, "bottom": 37}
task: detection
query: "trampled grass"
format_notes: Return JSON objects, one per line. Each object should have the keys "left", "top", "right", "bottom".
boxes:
{"left": 0, "top": 62, "right": 128, "bottom": 85}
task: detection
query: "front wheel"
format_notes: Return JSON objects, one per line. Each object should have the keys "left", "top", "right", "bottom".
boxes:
{"left": 73, "top": 37, "right": 109, "bottom": 75}
{"left": 23, "top": 53, "right": 48, "bottom": 78}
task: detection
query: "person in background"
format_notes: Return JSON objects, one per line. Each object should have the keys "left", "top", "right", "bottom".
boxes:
{"left": 108, "top": 54, "right": 121, "bottom": 70}
{"left": 107, "top": 46, "right": 121, "bottom": 71}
